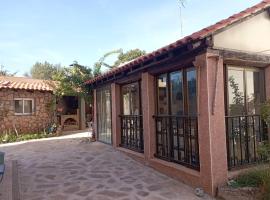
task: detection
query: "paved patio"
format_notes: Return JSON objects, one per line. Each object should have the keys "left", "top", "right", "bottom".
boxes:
{"left": 0, "top": 133, "right": 212, "bottom": 200}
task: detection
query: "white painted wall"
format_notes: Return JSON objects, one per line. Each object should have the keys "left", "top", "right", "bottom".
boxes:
{"left": 213, "top": 11, "right": 270, "bottom": 54}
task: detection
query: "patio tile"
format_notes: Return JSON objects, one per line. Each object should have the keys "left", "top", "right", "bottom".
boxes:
{"left": 0, "top": 133, "right": 214, "bottom": 200}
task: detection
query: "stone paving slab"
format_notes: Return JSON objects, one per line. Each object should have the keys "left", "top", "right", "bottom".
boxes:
{"left": 0, "top": 160, "right": 12, "bottom": 200}
{"left": 0, "top": 134, "right": 213, "bottom": 200}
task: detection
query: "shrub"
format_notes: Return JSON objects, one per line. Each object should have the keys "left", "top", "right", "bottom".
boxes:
{"left": 0, "top": 132, "right": 55, "bottom": 144}
{"left": 234, "top": 168, "right": 270, "bottom": 199}
{"left": 258, "top": 142, "right": 270, "bottom": 162}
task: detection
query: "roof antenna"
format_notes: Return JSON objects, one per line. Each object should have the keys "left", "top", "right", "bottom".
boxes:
{"left": 178, "top": 0, "right": 186, "bottom": 38}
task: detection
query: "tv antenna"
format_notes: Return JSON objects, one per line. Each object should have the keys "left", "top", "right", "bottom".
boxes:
{"left": 178, "top": 0, "right": 185, "bottom": 37}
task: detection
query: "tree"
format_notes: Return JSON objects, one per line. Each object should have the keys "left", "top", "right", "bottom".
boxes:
{"left": 53, "top": 61, "right": 93, "bottom": 102}
{"left": 114, "top": 49, "right": 146, "bottom": 67}
{"left": 30, "top": 61, "right": 61, "bottom": 80}
{"left": 0, "top": 65, "right": 16, "bottom": 76}
{"left": 93, "top": 49, "right": 146, "bottom": 76}
{"left": 93, "top": 49, "right": 123, "bottom": 77}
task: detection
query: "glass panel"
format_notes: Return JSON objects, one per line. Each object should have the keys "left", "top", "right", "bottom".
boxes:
{"left": 157, "top": 74, "right": 168, "bottom": 115}
{"left": 97, "top": 86, "right": 112, "bottom": 144}
{"left": 122, "top": 87, "right": 130, "bottom": 115}
{"left": 246, "top": 70, "right": 262, "bottom": 115}
{"left": 24, "top": 100, "right": 33, "bottom": 113}
{"left": 122, "top": 82, "right": 140, "bottom": 115}
{"left": 227, "top": 68, "right": 245, "bottom": 116}
{"left": 170, "top": 71, "right": 183, "bottom": 115}
{"left": 187, "top": 68, "right": 197, "bottom": 115}
{"left": 15, "top": 100, "right": 23, "bottom": 113}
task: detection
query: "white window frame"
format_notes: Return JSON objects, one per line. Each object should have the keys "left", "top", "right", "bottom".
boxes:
{"left": 14, "top": 98, "right": 35, "bottom": 115}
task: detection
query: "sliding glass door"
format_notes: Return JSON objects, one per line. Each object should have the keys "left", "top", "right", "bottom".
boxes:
{"left": 97, "top": 86, "right": 112, "bottom": 144}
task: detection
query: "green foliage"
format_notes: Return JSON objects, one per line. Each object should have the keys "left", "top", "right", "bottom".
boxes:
{"left": 114, "top": 49, "right": 146, "bottom": 67}
{"left": 234, "top": 168, "right": 270, "bottom": 199}
{"left": 0, "top": 132, "right": 54, "bottom": 144}
{"left": 53, "top": 61, "right": 93, "bottom": 102}
{"left": 0, "top": 65, "right": 17, "bottom": 76}
{"left": 258, "top": 142, "right": 270, "bottom": 162}
{"left": 93, "top": 49, "right": 123, "bottom": 77}
{"left": 93, "top": 49, "right": 146, "bottom": 76}
{"left": 261, "top": 100, "right": 270, "bottom": 126}
{"left": 30, "top": 61, "right": 62, "bottom": 80}
{"left": 228, "top": 76, "right": 244, "bottom": 114}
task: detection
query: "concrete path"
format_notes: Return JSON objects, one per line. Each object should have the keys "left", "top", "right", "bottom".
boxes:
{"left": 0, "top": 132, "right": 212, "bottom": 200}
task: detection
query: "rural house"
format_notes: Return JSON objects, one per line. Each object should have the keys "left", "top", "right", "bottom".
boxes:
{"left": 86, "top": 0, "right": 270, "bottom": 195}
{"left": 0, "top": 76, "right": 89, "bottom": 134}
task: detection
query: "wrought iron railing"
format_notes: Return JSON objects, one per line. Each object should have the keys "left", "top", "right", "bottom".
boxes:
{"left": 120, "top": 115, "right": 144, "bottom": 153}
{"left": 154, "top": 115, "right": 200, "bottom": 170}
{"left": 226, "top": 115, "right": 268, "bottom": 169}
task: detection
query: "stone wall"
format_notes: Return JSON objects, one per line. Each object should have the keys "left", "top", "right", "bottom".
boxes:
{"left": 0, "top": 89, "right": 55, "bottom": 134}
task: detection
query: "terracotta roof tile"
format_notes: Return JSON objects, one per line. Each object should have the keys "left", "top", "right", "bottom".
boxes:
{"left": 0, "top": 76, "right": 55, "bottom": 91}
{"left": 86, "top": 0, "right": 270, "bottom": 85}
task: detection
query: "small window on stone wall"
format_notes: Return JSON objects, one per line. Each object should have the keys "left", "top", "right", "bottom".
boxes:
{"left": 14, "top": 98, "right": 34, "bottom": 115}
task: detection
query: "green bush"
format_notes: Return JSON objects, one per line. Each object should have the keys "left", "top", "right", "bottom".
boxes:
{"left": 234, "top": 168, "right": 270, "bottom": 199}
{"left": 258, "top": 142, "right": 270, "bottom": 162}
{"left": 0, "top": 133, "right": 55, "bottom": 144}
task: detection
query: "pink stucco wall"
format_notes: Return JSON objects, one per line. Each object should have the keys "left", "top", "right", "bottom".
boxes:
{"left": 141, "top": 72, "right": 156, "bottom": 160}
{"left": 111, "top": 83, "right": 121, "bottom": 148}
{"left": 93, "top": 52, "right": 230, "bottom": 196}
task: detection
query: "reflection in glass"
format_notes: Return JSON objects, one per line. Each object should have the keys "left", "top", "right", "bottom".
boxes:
{"left": 15, "top": 100, "right": 23, "bottom": 113}
{"left": 24, "top": 100, "right": 33, "bottom": 113}
{"left": 228, "top": 68, "right": 245, "bottom": 116}
{"left": 97, "top": 86, "right": 112, "bottom": 144}
{"left": 226, "top": 66, "right": 266, "bottom": 168}
{"left": 157, "top": 74, "right": 168, "bottom": 115}
{"left": 187, "top": 68, "right": 197, "bottom": 115}
{"left": 122, "top": 82, "right": 140, "bottom": 115}
{"left": 246, "top": 71, "right": 261, "bottom": 115}
{"left": 170, "top": 71, "right": 183, "bottom": 115}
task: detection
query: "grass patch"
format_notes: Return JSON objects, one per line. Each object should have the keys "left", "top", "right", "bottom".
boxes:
{"left": 0, "top": 133, "right": 56, "bottom": 144}
{"left": 233, "top": 168, "right": 270, "bottom": 199}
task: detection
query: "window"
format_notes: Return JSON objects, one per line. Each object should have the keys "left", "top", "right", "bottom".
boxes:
{"left": 121, "top": 82, "right": 141, "bottom": 115}
{"left": 157, "top": 67, "right": 197, "bottom": 116}
{"left": 14, "top": 98, "right": 34, "bottom": 115}
{"left": 226, "top": 66, "right": 267, "bottom": 169}
{"left": 96, "top": 86, "right": 112, "bottom": 144}
{"left": 120, "top": 82, "right": 143, "bottom": 152}
{"left": 227, "top": 66, "right": 265, "bottom": 116}
{"left": 155, "top": 67, "right": 199, "bottom": 170}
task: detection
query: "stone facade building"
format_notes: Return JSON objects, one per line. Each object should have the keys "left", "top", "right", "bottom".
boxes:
{"left": 0, "top": 76, "right": 55, "bottom": 133}
{"left": 0, "top": 76, "right": 90, "bottom": 134}
{"left": 87, "top": 1, "right": 270, "bottom": 196}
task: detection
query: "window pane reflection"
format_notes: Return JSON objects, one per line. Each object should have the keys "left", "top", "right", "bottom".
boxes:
{"left": 97, "top": 86, "right": 112, "bottom": 144}
{"left": 24, "top": 100, "right": 33, "bottom": 113}
{"left": 246, "top": 70, "right": 262, "bottom": 115}
{"left": 187, "top": 68, "right": 197, "bottom": 115}
{"left": 170, "top": 71, "right": 183, "bottom": 115}
{"left": 122, "top": 82, "right": 140, "bottom": 115}
{"left": 227, "top": 66, "right": 264, "bottom": 116}
{"left": 228, "top": 68, "right": 245, "bottom": 116}
{"left": 157, "top": 74, "right": 168, "bottom": 115}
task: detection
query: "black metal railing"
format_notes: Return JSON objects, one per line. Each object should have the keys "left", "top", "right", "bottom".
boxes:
{"left": 226, "top": 115, "right": 268, "bottom": 169}
{"left": 154, "top": 115, "right": 200, "bottom": 170}
{"left": 120, "top": 115, "right": 144, "bottom": 153}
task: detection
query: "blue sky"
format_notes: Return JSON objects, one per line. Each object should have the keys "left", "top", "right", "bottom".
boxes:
{"left": 0, "top": 0, "right": 261, "bottom": 76}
